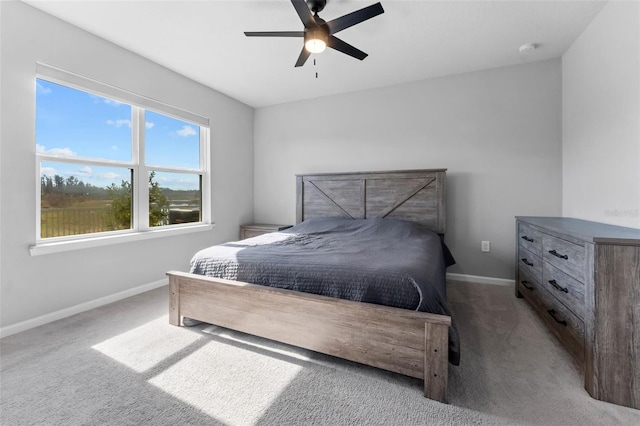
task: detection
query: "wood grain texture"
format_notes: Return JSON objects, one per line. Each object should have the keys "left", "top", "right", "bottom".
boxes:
{"left": 516, "top": 216, "right": 640, "bottom": 245}
{"left": 169, "top": 278, "right": 180, "bottom": 326}
{"left": 424, "top": 321, "right": 449, "bottom": 401}
{"left": 517, "top": 217, "right": 640, "bottom": 410}
{"left": 517, "top": 275, "right": 541, "bottom": 298}
{"left": 518, "top": 245, "right": 542, "bottom": 282}
{"left": 584, "top": 242, "right": 597, "bottom": 398}
{"left": 296, "top": 169, "right": 446, "bottom": 234}
{"left": 167, "top": 271, "right": 451, "bottom": 394}
{"left": 518, "top": 223, "right": 543, "bottom": 258}
{"left": 542, "top": 235, "right": 585, "bottom": 282}
{"left": 542, "top": 261, "right": 585, "bottom": 320}
{"left": 518, "top": 266, "right": 542, "bottom": 291}
{"left": 542, "top": 286, "right": 585, "bottom": 362}
{"left": 518, "top": 273, "right": 584, "bottom": 363}
{"left": 590, "top": 244, "right": 640, "bottom": 409}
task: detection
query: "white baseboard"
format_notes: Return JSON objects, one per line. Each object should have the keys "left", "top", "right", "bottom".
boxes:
{"left": 446, "top": 273, "right": 514, "bottom": 286}
{"left": 0, "top": 278, "right": 168, "bottom": 339}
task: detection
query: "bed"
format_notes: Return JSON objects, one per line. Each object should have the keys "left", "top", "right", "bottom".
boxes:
{"left": 167, "top": 169, "right": 456, "bottom": 402}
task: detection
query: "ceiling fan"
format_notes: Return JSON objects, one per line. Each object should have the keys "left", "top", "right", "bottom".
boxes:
{"left": 244, "top": 0, "right": 384, "bottom": 67}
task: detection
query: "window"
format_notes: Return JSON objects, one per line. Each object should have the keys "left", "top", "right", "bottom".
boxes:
{"left": 35, "top": 67, "right": 210, "bottom": 245}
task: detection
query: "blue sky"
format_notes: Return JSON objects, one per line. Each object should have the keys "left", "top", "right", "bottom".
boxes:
{"left": 36, "top": 79, "right": 201, "bottom": 191}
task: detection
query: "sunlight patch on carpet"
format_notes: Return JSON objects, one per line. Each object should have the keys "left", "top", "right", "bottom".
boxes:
{"left": 91, "top": 316, "right": 202, "bottom": 373}
{"left": 148, "top": 336, "right": 303, "bottom": 425}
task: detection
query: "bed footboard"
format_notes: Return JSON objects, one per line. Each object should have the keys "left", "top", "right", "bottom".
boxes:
{"left": 167, "top": 270, "right": 450, "bottom": 402}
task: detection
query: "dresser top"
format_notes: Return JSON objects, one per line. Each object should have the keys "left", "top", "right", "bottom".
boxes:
{"left": 516, "top": 216, "right": 640, "bottom": 245}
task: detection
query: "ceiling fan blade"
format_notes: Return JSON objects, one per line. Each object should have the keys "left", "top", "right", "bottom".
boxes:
{"left": 326, "top": 2, "right": 384, "bottom": 34}
{"left": 291, "top": 0, "right": 316, "bottom": 28}
{"left": 244, "top": 31, "right": 305, "bottom": 37}
{"left": 295, "top": 46, "right": 311, "bottom": 67}
{"left": 327, "top": 36, "right": 368, "bottom": 60}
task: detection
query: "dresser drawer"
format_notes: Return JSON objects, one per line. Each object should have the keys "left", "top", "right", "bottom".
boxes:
{"left": 517, "top": 267, "right": 542, "bottom": 297}
{"left": 540, "top": 287, "right": 585, "bottom": 362}
{"left": 542, "top": 262, "right": 585, "bottom": 320}
{"left": 521, "top": 281, "right": 584, "bottom": 362}
{"left": 518, "top": 246, "right": 542, "bottom": 281}
{"left": 518, "top": 223, "right": 543, "bottom": 258}
{"left": 542, "top": 235, "right": 585, "bottom": 281}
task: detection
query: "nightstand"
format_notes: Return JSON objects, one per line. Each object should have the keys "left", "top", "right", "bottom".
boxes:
{"left": 239, "top": 224, "right": 291, "bottom": 240}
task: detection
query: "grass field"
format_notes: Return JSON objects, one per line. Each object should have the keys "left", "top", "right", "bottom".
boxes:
{"left": 40, "top": 188, "right": 201, "bottom": 238}
{"left": 40, "top": 201, "right": 117, "bottom": 238}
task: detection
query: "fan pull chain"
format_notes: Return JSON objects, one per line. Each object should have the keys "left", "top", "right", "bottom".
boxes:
{"left": 314, "top": 58, "right": 318, "bottom": 79}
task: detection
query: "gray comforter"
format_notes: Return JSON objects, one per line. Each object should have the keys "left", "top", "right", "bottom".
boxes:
{"left": 190, "top": 217, "right": 460, "bottom": 365}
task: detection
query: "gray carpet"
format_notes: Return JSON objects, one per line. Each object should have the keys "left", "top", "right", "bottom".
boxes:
{"left": 1, "top": 281, "right": 639, "bottom": 425}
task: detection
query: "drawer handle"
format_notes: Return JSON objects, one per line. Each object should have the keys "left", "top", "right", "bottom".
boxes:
{"left": 547, "top": 309, "right": 568, "bottom": 326}
{"left": 521, "top": 235, "right": 534, "bottom": 242}
{"left": 521, "top": 258, "right": 534, "bottom": 266}
{"left": 521, "top": 280, "right": 534, "bottom": 291}
{"left": 548, "top": 279, "right": 568, "bottom": 293}
{"left": 548, "top": 249, "right": 568, "bottom": 260}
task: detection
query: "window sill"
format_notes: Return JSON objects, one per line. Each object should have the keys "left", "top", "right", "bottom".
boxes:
{"left": 29, "top": 223, "right": 214, "bottom": 256}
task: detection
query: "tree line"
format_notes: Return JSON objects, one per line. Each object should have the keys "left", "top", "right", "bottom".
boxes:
{"left": 41, "top": 174, "right": 109, "bottom": 199}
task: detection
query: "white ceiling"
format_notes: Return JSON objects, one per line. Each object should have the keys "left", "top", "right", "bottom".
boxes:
{"left": 25, "top": 0, "right": 606, "bottom": 108}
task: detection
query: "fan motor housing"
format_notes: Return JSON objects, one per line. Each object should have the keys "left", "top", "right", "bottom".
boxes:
{"left": 307, "top": 0, "right": 327, "bottom": 14}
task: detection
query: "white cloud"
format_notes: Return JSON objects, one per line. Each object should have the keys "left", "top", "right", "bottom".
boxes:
{"left": 111, "top": 145, "right": 119, "bottom": 151}
{"left": 176, "top": 125, "right": 197, "bottom": 137}
{"left": 40, "top": 167, "right": 57, "bottom": 177}
{"left": 69, "top": 166, "right": 121, "bottom": 181}
{"left": 151, "top": 173, "right": 200, "bottom": 191}
{"left": 145, "top": 121, "right": 155, "bottom": 129}
{"left": 36, "top": 81, "right": 52, "bottom": 95}
{"left": 106, "top": 119, "right": 132, "bottom": 128}
{"left": 38, "top": 163, "right": 124, "bottom": 188}
{"left": 36, "top": 144, "right": 77, "bottom": 157}
{"left": 103, "top": 98, "right": 122, "bottom": 107}
{"left": 91, "top": 95, "right": 122, "bottom": 107}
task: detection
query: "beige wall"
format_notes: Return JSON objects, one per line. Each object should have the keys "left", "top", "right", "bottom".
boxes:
{"left": 254, "top": 59, "right": 563, "bottom": 280}
{"left": 0, "top": 2, "right": 254, "bottom": 331}
{"left": 562, "top": 1, "right": 640, "bottom": 229}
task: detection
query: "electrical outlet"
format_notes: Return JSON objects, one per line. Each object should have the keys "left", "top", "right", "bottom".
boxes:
{"left": 481, "top": 241, "right": 491, "bottom": 252}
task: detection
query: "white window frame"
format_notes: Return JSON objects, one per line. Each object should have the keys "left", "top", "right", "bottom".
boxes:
{"left": 31, "top": 64, "right": 212, "bottom": 256}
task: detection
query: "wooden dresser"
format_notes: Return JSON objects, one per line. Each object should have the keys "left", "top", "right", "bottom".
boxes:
{"left": 515, "top": 217, "right": 640, "bottom": 410}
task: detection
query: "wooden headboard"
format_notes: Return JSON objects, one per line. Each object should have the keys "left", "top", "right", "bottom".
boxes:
{"left": 295, "top": 169, "right": 447, "bottom": 234}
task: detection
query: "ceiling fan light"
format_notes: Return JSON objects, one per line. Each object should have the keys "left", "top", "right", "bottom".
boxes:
{"left": 304, "top": 27, "right": 328, "bottom": 54}
{"left": 305, "top": 38, "right": 326, "bottom": 53}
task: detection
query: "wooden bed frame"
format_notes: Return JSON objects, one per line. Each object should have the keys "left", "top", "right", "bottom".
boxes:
{"left": 168, "top": 169, "right": 452, "bottom": 402}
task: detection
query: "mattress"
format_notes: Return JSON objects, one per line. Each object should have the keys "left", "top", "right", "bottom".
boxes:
{"left": 190, "top": 217, "right": 460, "bottom": 365}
